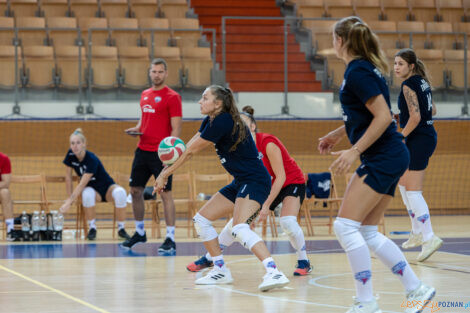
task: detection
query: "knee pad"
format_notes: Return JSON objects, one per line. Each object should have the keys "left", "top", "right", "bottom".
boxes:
{"left": 231, "top": 223, "right": 262, "bottom": 251}
{"left": 360, "top": 225, "right": 387, "bottom": 253}
{"left": 112, "top": 186, "right": 127, "bottom": 208}
{"left": 193, "top": 213, "right": 218, "bottom": 242}
{"left": 81, "top": 187, "right": 96, "bottom": 208}
{"left": 218, "top": 218, "right": 234, "bottom": 248}
{"left": 280, "top": 216, "right": 302, "bottom": 237}
{"left": 333, "top": 217, "right": 365, "bottom": 252}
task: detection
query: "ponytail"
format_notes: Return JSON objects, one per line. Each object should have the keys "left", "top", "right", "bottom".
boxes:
{"left": 395, "top": 48, "right": 432, "bottom": 86}
{"left": 70, "top": 128, "right": 86, "bottom": 143}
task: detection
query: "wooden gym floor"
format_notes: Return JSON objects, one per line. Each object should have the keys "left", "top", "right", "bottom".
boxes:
{"left": 0, "top": 216, "right": 469, "bottom": 313}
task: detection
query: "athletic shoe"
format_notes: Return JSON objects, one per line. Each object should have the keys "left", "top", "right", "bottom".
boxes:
{"left": 416, "top": 235, "right": 443, "bottom": 262}
{"left": 118, "top": 228, "right": 131, "bottom": 240}
{"left": 187, "top": 255, "right": 213, "bottom": 272}
{"left": 6, "top": 231, "right": 19, "bottom": 242}
{"left": 120, "top": 231, "right": 147, "bottom": 249}
{"left": 258, "top": 270, "right": 290, "bottom": 292}
{"left": 158, "top": 237, "right": 176, "bottom": 254}
{"left": 401, "top": 232, "right": 423, "bottom": 249}
{"left": 86, "top": 228, "right": 97, "bottom": 240}
{"left": 346, "top": 297, "right": 382, "bottom": 313}
{"left": 405, "top": 282, "right": 436, "bottom": 313}
{"left": 195, "top": 267, "right": 233, "bottom": 285}
{"left": 293, "top": 259, "right": 312, "bottom": 276}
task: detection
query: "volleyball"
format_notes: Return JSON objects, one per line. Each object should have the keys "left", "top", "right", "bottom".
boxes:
{"left": 158, "top": 136, "right": 186, "bottom": 165}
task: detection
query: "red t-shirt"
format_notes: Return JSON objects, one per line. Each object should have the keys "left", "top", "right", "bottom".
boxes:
{"left": 138, "top": 86, "right": 182, "bottom": 152}
{"left": 0, "top": 152, "right": 11, "bottom": 182}
{"left": 256, "top": 133, "right": 305, "bottom": 188}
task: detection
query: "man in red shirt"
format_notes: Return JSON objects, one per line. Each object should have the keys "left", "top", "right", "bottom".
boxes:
{"left": 0, "top": 152, "right": 15, "bottom": 241}
{"left": 122, "top": 58, "right": 182, "bottom": 253}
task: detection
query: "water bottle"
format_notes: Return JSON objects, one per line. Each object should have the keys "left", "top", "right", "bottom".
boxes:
{"left": 197, "top": 193, "right": 211, "bottom": 201}
{"left": 31, "top": 211, "right": 40, "bottom": 241}
{"left": 39, "top": 211, "right": 47, "bottom": 231}
{"left": 55, "top": 213, "right": 64, "bottom": 231}
{"left": 52, "top": 211, "right": 59, "bottom": 231}
{"left": 21, "top": 211, "right": 30, "bottom": 241}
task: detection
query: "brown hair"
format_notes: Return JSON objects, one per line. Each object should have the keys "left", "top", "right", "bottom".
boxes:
{"left": 334, "top": 16, "right": 389, "bottom": 74}
{"left": 209, "top": 85, "right": 247, "bottom": 152}
{"left": 150, "top": 58, "right": 167, "bottom": 70}
{"left": 70, "top": 128, "right": 86, "bottom": 143}
{"left": 241, "top": 105, "right": 258, "bottom": 133}
{"left": 395, "top": 48, "right": 431, "bottom": 86}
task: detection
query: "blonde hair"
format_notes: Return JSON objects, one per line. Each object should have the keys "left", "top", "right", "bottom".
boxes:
{"left": 334, "top": 16, "right": 389, "bottom": 75}
{"left": 70, "top": 128, "right": 86, "bottom": 144}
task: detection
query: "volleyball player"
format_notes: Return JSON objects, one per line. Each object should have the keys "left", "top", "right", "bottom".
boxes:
{"left": 60, "top": 128, "right": 130, "bottom": 240}
{"left": 394, "top": 48, "right": 442, "bottom": 262}
{"left": 318, "top": 17, "right": 435, "bottom": 312}
{"left": 0, "top": 152, "right": 15, "bottom": 241}
{"left": 154, "top": 85, "right": 290, "bottom": 291}
{"left": 187, "top": 105, "right": 312, "bottom": 276}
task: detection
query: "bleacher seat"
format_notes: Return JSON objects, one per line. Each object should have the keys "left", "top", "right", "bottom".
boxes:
{"left": 55, "top": 45, "right": 87, "bottom": 88}
{"left": 170, "top": 18, "right": 201, "bottom": 47}
{"left": 438, "top": 0, "right": 465, "bottom": 22}
{"left": 397, "top": 21, "right": 426, "bottom": 49}
{"left": 78, "top": 17, "right": 109, "bottom": 46}
{"left": 159, "top": 0, "right": 189, "bottom": 19}
{"left": 0, "top": 17, "right": 15, "bottom": 46}
{"left": 47, "top": 17, "right": 80, "bottom": 46}
{"left": 16, "top": 17, "right": 48, "bottom": 46}
{"left": 119, "top": 46, "right": 149, "bottom": 89}
{"left": 0, "top": 45, "right": 22, "bottom": 88}
{"left": 109, "top": 17, "right": 141, "bottom": 47}
{"left": 10, "top": 0, "right": 40, "bottom": 17}
{"left": 22, "top": 45, "right": 56, "bottom": 88}
{"left": 181, "top": 46, "right": 212, "bottom": 88}
{"left": 140, "top": 17, "right": 171, "bottom": 48}
{"left": 153, "top": 46, "right": 181, "bottom": 87}
{"left": 426, "top": 22, "right": 456, "bottom": 49}
{"left": 130, "top": 0, "right": 158, "bottom": 18}
{"left": 41, "top": 0, "right": 69, "bottom": 17}
{"left": 89, "top": 45, "right": 119, "bottom": 88}
{"left": 295, "top": 0, "right": 325, "bottom": 18}
{"left": 354, "top": 0, "right": 382, "bottom": 21}
{"left": 101, "top": 0, "right": 130, "bottom": 18}
{"left": 324, "top": 0, "right": 354, "bottom": 18}
{"left": 368, "top": 20, "right": 399, "bottom": 49}
{"left": 415, "top": 48, "right": 445, "bottom": 89}
{"left": 444, "top": 49, "right": 469, "bottom": 89}
{"left": 410, "top": 0, "right": 438, "bottom": 22}
{"left": 382, "top": 0, "right": 411, "bottom": 21}
{"left": 303, "top": 19, "right": 336, "bottom": 54}
{"left": 71, "top": 0, "right": 100, "bottom": 18}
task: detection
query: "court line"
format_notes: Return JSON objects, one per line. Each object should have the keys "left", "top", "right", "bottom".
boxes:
{"left": 0, "top": 264, "right": 110, "bottom": 313}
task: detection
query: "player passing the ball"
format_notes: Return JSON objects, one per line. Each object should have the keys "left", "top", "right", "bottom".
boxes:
{"left": 318, "top": 16, "right": 435, "bottom": 313}
{"left": 122, "top": 58, "right": 182, "bottom": 254}
{"left": 154, "top": 85, "right": 290, "bottom": 291}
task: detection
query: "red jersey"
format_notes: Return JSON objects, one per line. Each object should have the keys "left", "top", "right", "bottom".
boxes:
{"left": 0, "top": 152, "right": 11, "bottom": 182}
{"left": 138, "top": 86, "right": 182, "bottom": 152}
{"left": 255, "top": 133, "right": 305, "bottom": 188}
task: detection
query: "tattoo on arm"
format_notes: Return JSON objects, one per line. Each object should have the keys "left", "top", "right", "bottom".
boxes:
{"left": 403, "top": 86, "right": 420, "bottom": 114}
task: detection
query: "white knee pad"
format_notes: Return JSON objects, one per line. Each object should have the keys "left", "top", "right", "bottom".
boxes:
{"left": 81, "top": 187, "right": 96, "bottom": 208}
{"left": 333, "top": 217, "right": 365, "bottom": 252}
{"left": 193, "top": 213, "right": 218, "bottom": 242}
{"left": 231, "top": 223, "right": 262, "bottom": 251}
{"left": 218, "top": 218, "right": 234, "bottom": 248}
{"left": 280, "top": 216, "right": 302, "bottom": 237}
{"left": 360, "top": 225, "right": 387, "bottom": 253}
{"left": 112, "top": 186, "right": 127, "bottom": 208}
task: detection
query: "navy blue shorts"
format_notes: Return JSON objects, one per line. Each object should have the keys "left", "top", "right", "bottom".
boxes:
{"left": 89, "top": 183, "right": 112, "bottom": 202}
{"left": 406, "top": 128, "right": 437, "bottom": 171}
{"left": 219, "top": 179, "right": 270, "bottom": 207}
{"left": 356, "top": 141, "right": 410, "bottom": 196}
{"left": 130, "top": 148, "right": 173, "bottom": 190}
{"left": 269, "top": 183, "right": 306, "bottom": 211}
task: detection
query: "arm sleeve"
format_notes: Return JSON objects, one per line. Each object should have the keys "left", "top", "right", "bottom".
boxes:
{"left": 1, "top": 155, "right": 11, "bottom": 174}
{"left": 200, "top": 114, "right": 233, "bottom": 144}
{"left": 348, "top": 68, "right": 382, "bottom": 105}
{"left": 62, "top": 150, "right": 72, "bottom": 167}
{"left": 168, "top": 94, "right": 183, "bottom": 118}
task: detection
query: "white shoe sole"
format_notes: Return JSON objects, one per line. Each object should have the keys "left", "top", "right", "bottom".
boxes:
{"left": 195, "top": 277, "right": 234, "bottom": 285}
{"left": 417, "top": 240, "right": 443, "bottom": 262}
{"left": 119, "top": 241, "right": 146, "bottom": 250}
{"left": 259, "top": 278, "right": 289, "bottom": 292}
{"left": 408, "top": 289, "right": 436, "bottom": 313}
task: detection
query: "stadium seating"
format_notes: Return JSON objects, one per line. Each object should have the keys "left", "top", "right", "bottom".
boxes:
{"left": 47, "top": 17, "right": 81, "bottom": 46}
{"left": 324, "top": 0, "right": 354, "bottom": 18}
{"left": 71, "top": 0, "right": 100, "bottom": 18}
{"left": 410, "top": 0, "right": 439, "bottom": 22}
{"left": 119, "top": 46, "right": 150, "bottom": 89}
{"left": 170, "top": 18, "right": 201, "bottom": 48}
{"left": 16, "top": 17, "right": 48, "bottom": 46}
{"left": 368, "top": 20, "right": 400, "bottom": 49}
{"left": 55, "top": 45, "right": 87, "bottom": 88}
{"left": 130, "top": 0, "right": 158, "bottom": 19}
{"left": 0, "top": 17, "right": 15, "bottom": 46}
{"left": 0, "top": 45, "right": 22, "bottom": 88}
{"left": 438, "top": 0, "right": 465, "bottom": 22}
{"left": 181, "top": 46, "right": 212, "bottom": 88}
{"left": 22, "top": 45, "right": 56, "bottom": 88}
{"left": 354, "top": 0, "right": 382, "bottom": 21}
{"left": 397, "top": 21, "right": 426, "bottom": 49}
{"left": 295, "top": 0, "right": 326, "bottom": 18}
{"left": 415, "top": 48, "right": 445, "bottom": 89}
{"left": 425, "top": 22, "right": 456, "bottom": 50}
{"left": 444, "top": 49, "right": 469, "bottom": 89}
{"left": 139, "top": 18, "right": 171, "bottom": 49}
{"left": 89, "top": 45, "right": 119, "bottom": 88}
{"left": 78, "top": 17, "right": 109, "bottom": 46}
{"left": 41, "top": 0, "right": 69, "bottom": 17}
{"left": 10, "top": 0, "right": 40, "bottom": 17}
{"left": 101, "top": 0, "right": 130, "bottom": 18}
{"left": 382, "top": 0, "right": 410, "bottom": 21}
{"left": 108, "top": 17, "right": 141, "bottom": 47}
{"left": 159, "top": 0, "right": 189, "bottom": 19}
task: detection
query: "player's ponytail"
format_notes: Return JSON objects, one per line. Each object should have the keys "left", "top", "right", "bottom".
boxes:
{"left": 241, "top": 105, "right": 258, "bottom": 133}
{"left": 395, "top": 48, "right": 432, "bottom": 86}
{"left": 209, "top": 85, "right": 247, "bottom": 152}
{"left": 70, "top": 128, "right": 86, "bottom": 144}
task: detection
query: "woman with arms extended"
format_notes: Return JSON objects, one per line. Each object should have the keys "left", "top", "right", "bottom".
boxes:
{"left": 154, "top": 86, "right": 289, "bottom": 291}
{"left": 318, "top": 16, "right": 435, "bottom": 313}
{"left": 187, "top": 105, "right": 312, "bottom": 276}
{"left": 394, "top": 48, "right": 442, "bottom": 262}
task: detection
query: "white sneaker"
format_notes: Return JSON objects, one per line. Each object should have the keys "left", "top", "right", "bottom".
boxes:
{"left": 346, "top": 297, "right": 382, "bottom": 313}
{"left": 417, "top": 235, "right": 443, "bottom": 262}
{"left": 401, "top": 232, "right": 423, "bottom": 249}
{"left": 405, "top": 282, "right": 436, "bottom": 313}
{"left": 195, "top": 267, "right": 234, "bottom": 285}
{"left": 258, "top": 270, "right": 289, "bottom": 292}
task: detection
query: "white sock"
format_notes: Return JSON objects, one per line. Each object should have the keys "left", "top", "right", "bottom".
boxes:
{"left": 166, "top": 226, "right": 175, "bottom": 241}
{"left": 135, "top": 220, "right": 145, "bottom": 236}
{"left": 205, "top": 224, "right": 234, "bottom": 261}
{"left": 117, "top": 222, "right": 125, "bottom": 230}
{"left": 88, "top": 219, "right": 96, "bottom": 229}
{"left": 373, "top": 235, "right": 421, "bottom": 293}
{"left": 346, "top": 245, "right": 374, "bottom": 303}
{"left": 407, "top": 191, "right": 434, "bottom": 241}
{"left": 281, "top": 216, "right": 308, "bottom": 260}
{"left": 5, "top": 218, "right": 14, "bottom": 232}
{"left": 262, "top": 257, "right": 278, "bottom": 274}
{"left": 212, "top": 254, "right": 227, "bottom": 271}
{"left": 398, "top": 185, "right": 421, "bottom": 234}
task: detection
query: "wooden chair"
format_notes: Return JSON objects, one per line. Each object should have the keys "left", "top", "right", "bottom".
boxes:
{"left": 192, "top": 172, "right": 231, "bottom": 237}
{"left": 10, "top": 174, "right": 48, "bottom": 212}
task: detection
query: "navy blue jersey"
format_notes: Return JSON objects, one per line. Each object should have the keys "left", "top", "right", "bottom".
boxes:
{"left": 339, "top": 59, "right": 401, "bottom": 154}
{"left": 63, "top": 149, "right": 115, "bottom": 192}
{"left": 199, "top": 112, "right": 270, "bottom": 184}
{"left": 398, "top": 75, "right": 434, "bottom": 129}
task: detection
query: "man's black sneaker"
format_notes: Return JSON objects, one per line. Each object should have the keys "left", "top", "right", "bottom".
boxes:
{"left": 120, "top": 232, "right": 147, "bottom": 249}
{"left": 118, "top": 228, "right": 131, "bottom": 240}
{"left": 87, "top": 228, "right": 97, "bottom": 240}
{"left": 158, "top": 237, "right": 176, "bottom": 254}
{"left": 6, "top": 231, "right": 20, "bottom": 242}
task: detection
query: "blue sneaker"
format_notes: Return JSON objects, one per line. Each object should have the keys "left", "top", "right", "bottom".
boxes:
{"left": 293, "top": 259, "right": 312, "bottom": 276}
{"left": 186, "top": 255, "right": 213, "bottom": 272}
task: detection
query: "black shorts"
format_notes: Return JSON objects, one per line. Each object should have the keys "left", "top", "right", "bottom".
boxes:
{"left": 269, "top": 183, "right": 306, "bottom": 211}
{"left": 406, "top": 128, "right": 437, "bottom": 171}
{"left": 130, "top": 148, "right": 173, "bottom": 190}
